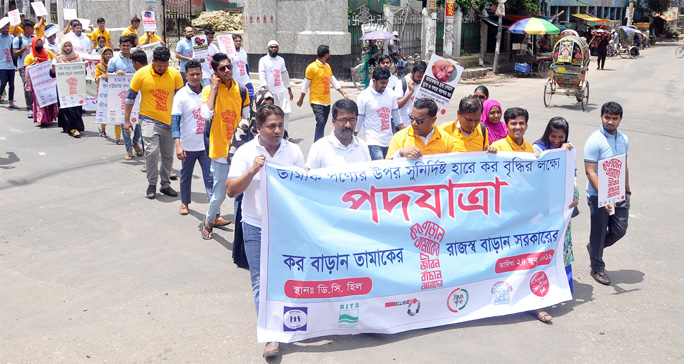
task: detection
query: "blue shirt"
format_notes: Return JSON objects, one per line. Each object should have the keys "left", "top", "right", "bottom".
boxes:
{"left": 175, "top": 38, "right": 193, "bottom": 72}
{"left": 12, "top": 34, "right": 32, "bottom": 68}
{"left": 0, "top": 34, "right": 14, "bottom": 70}
{"left": 584, "top": 126, "right": 629, "bottom": 196}
{"left": 107, "top": 52, "right": 136, "bottom": 74}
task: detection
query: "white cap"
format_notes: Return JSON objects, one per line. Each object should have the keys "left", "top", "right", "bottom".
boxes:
{"left": 0, "top": 17, "right": 9, "bottom": 29}
{"left": 392, "top": 31, "right": 399, "bottom": 36}
{"left": 267, "top": 40, "right": 279, "bottom": 47}
{"left": 45, "top": 25, "right": 58, "bottom": 38}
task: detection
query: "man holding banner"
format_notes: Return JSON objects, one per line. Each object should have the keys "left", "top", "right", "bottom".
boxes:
{"left": 439, "top": 95, "right": 497, "bottom": 153}
{"left": 584, "top": 101, "right": 630, "bottom": 285}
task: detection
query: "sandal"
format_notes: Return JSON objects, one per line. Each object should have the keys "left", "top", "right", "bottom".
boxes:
{"left": 141, "top": 165, "right": 147, "bottom": 173}
{"left": 533, "top": 309, "right": 552, "bottom": 323}
{"left": 100, "top": 130, "right": 107, "bottom": 137}
{"left": 124, "top": 154, "right": 133, "bottom": 160}
{"left": 169, "top": 171, "right": 178, "bottom": 180}
{"left": 200, "top": 219, "right": 213, "bottom": 240}
{"left": 133, "top": 144, "right": 143, "bottom": 157}
{"left": 116, "top": 139, "right": 124, "bottom": 145}
{"left": 72, "top": 130, "right": 81, "bottom": 138}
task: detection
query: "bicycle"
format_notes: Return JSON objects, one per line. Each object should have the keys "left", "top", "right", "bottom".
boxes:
{"left": 676, "top": 44, "right": 684, "bottom": 58}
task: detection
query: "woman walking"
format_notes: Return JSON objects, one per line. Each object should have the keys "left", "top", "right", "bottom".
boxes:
{"left": 24, "top": 37, "right": 58, "bottom": 127}
{"left": 51, "top": 40, "right": 85, "bottom": 137}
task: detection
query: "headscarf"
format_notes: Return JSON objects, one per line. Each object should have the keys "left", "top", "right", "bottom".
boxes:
{"left": 30, "top": 37, "right": 50, "bottom": 63}
{"left": 96, "top": 47, "right": 113, "bottom": 73}
{"left": 229, "top": 88, "right": 274, "bottom": 160}
{"left": 480, "top": 99, "right": 508, "bottom": 144}
{"left": 55, "top": 40, "right": 81, "bottom": 63}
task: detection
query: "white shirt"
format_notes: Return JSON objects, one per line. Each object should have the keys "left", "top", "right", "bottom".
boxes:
{"left": 232, "top": 48, "right": 251, "bottom": 86}
{"left": 394, "top": 74, "right": 419, "bottom": 127}
{"left": 44, "top": 38, "right": 61, "bottom": 54}
{"left": 306, "top": 132, "right": 371, "bottom": 169}
{"left": 228, "top": 137, "right": 305, "bottom": 228}
{"left": 171, "top": 84, "right": 205, "bottom": 152}
{"left": 68, "top": 32, "right": 92, "bottom": 53}
{"left": 200, "top": 43, "right": 219, "bottom": 80}
{"left": 355, "top": 86, "right": 400, "bottom": 147}
{"left": 258, "top": 55, "right": 290, "bottom": 94}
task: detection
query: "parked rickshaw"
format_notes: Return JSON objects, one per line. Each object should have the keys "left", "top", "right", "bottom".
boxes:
{"left": 617, "top": 26, "right": 640, "bottom": 58}
{"left": 544, "top": 35, "right": 590, "bottom": 111}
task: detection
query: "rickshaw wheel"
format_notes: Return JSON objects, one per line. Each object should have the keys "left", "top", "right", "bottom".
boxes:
{"left": 543, "top": 81, "right": 553, "bottom": 107}
{"left": 537, "top": 61, "right": 550, "bottom": 77}
{"left": 619, "top": 48, "right": 629, "bottom": 59}
{"left": 629, "top": 47, "right": 639, "bottom": 59}
{"left": 581, "top": 82, "right": 590, "bottom": 111}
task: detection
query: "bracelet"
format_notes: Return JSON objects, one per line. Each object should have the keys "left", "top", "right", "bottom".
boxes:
{"left": 626, "top": 191, "right": 631, "bottom": 195}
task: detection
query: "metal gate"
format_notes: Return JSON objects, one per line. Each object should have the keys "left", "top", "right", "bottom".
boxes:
{"left": 392, "top": 6, "right": 422, "bottom": 58}
{"left": 162, "top": 0, "right": 195, "bottom": 46}
{"left": 461, "top": 8, "right": 481, "bottom": 55}
{"left": 348, "top": 5, "right": 385, "bottom": 63}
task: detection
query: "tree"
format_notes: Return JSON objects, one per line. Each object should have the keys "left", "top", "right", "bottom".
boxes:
{"left": 643, "top": 0, "right": 673, "bottom": 15}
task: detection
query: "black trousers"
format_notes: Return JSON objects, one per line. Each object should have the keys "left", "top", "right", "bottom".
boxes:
{"left": 597, "top": 53, "right": 606, "bottom": 69}
{"left": 587, "top": 195, "right": 629, "bottom": 273}
{"left": 312, "top": 103, "right": 331, "bottom": 142}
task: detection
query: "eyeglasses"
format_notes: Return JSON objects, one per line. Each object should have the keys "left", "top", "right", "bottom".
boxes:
{"left": 218, "top": 64, "right": 233, "bottom": 72}
{"left": 335, "top": 118, "right": 357, "bottom": 124}
{"left": 409, "top": 114, "right": 431, "bottom": 124}
{"left": 475, "top": 95, "right": 486, "bottom": 100}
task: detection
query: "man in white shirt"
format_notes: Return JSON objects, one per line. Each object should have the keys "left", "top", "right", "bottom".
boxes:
{"left": 258, "top": 40, "right": 293, "bottom": 129}
{"left": 355, "top": 67, "right": 402, "bottom": 160}
{"left": 394, "top": 60, "right": 427, "bottom": 128}
{"left": 307, "top": 98, "right": 370, "bottom": 170}
{"left": 67, "top": 21, "right": 92, "bottom": 53}
{"left": 171, "top": 60, "right": 214, "bottom": 216}
{"left": 199, "top": 28, "right": 219, "bottom": 88}
{"left": 43, "top": 25, "right": 61, "bottom": 54}
{"left": 226, "top": 104, "right": 305, "bottom": 358}
{"left": 231, "top": 34, "right": 254, "bottom": 99}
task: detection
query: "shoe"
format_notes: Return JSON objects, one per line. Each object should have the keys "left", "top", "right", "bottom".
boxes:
{"left": 169, "top": 171, "right": 178, "bottom": 180}
{"left": 263, "top": 341, "right": 280, "bottom": 358}
{"left": 179, "top": 203, "right": 189, "bottom": 215}
{"left": 590, "top": 270, "right": 611, "bottom": 285}
{"left": 146, "top": 185, "right": 156, "bottom": 199}
{"left": 160, "top": 186, "right": 178, "bottom": 197}
{"left": 141, "top": 165, "right": 147, "bottom": 173}
{"left": 213, "top": 216, "right": 231, "bottom": 226}
{"left": 8, "top": 104, "right": 19, "bottom": 110}
{"left": 100, "top": 130, "right": 107, "bottom": 137}
{"left": 27, "top": 111, "right": 33, "bottom": 118}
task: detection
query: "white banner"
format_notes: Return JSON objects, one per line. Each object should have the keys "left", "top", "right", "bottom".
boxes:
{"left": 105, "top": 74, "right": 140, "bottom": 125}
{"left": 27, "top": 61, "right": 57, "bottom": 108}
{"left": 142, "top": 11, "right": 157, "bottom": 32}
{"left": 55, "top": 62, "right": 86, "bottom": 108}
{"left": 216, "top": 34, "right": 237, "bottom": 58}
{"left": 192, "top": 35, "right": 209, "bottom": 60}
{"left": 598, "top": 154, "right": 626, "bottom": 208}
{"left": 133, "top": 41, "right": 161, "bottom": 64}
{"left": 8, "top": 9, "right": 21, "bottom": 26}
{"left": 63, "top": 8, "right": 77, "bottom": 20}
{"left": 415, "top": 54, "right": 464, "bottom": 116}
{"left": 31, "top": 1, "right": 48, "bottom": 17}
{"left": 95, "top": 80, "right": 107, "bottom": 123}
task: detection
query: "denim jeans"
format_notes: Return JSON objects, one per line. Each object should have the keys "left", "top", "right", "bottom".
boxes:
{"left": 205, "top": 159, "right": 229, "bottom": 222}
{"left": 242, "top": 221, "right": 261, "bottom": 313}
{"left": 0, "top": 69, "right": 15, "bottom": 101}
{"left": 587, "top": 195, "right": 629, "bottom": 273}
{"left": 368, "top": 145, "right": 388, "bottom": 160}
{"left": 122, "top": 123, "right": 141, "bottom": 153}
{"left": 180, "top": 150, "right": 213, "bottom": 206}
{"left": 311, "top": 103, "right": 331, "bottom": 142}
{"left": 18, "top": 67, "right": 32, "bottom": 110}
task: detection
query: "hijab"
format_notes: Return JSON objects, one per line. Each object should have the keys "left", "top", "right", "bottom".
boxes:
{"left": 55, "top": 40, "right": 81, "bottom": 63}
{"left": 97, "top": 47, "right": 113, "bottom": 73}
{"left": 480, "top": 99, "right": 508, "bottom": 144}
{"left": 30, "top": 37, "right": 50, "bottom": 63}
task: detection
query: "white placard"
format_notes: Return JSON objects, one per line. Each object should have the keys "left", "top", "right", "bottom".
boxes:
{"left": 414, "top": 54, "right": 464, "bottom": 116}
{"left": 31, "top": 2, "right": 48, "bottom": 17}
{"left": 76, "top": 18, "right": 91, "bottom": 30}
{"left": 133, "top": 41, "right": 161, "bottom": 64}
{"left": 8, "top": 10, "right": 21, "bottom": 26}
{"left": 63, "top": 8, "right": 78, "bottom": 20}
{"left": 27, "top": 61, "right": 57, "bottom": 108}
{"left": 216, "top": 34, "right": 237, "bottom": 58}
{"left": 192, "top": 35, "right": 209, "bottom": 60}
{"left": 597, "top": 154, "right": 626, "bottom": 208}
{"left": 141, "top": 11, "right": 157, "bottom": 32}
{"left": 95, "top": 80, "right": 107, "bottom": 124}
{"left": 55, "top": 62, "right": 86, "bottom": 108}
{"left": 0, "top": 17, "right": 9, "bottom": 29}
{"left": 106, "top": 74, "right": 140, "bottom": 125}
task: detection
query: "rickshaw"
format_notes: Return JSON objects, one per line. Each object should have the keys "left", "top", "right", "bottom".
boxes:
{"left": 544, "top": 35, "right": 591, "bottom": 111}
{"left": 616, "top": 26, "right": 640, "bottom": 58}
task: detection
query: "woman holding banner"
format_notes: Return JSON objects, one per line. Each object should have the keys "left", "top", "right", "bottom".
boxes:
{"left": 24, "top": 37, "right": 58, "bottom": 127}
{"left": 50, "top": 40, "right": 85, "bottom": 137}
{"left": 480, "top": 99, "right": 507, "bottom": 145}
{"left": 95, "top": 47, "right": 123, "bottom": 142}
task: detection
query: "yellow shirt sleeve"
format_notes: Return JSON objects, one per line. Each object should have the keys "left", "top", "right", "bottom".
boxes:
{"left": 304, "top": 63, "right": 314, "bottom": 80}
{"left": 386, "top": 130, "right": 404, "bottom": 159}
{"left": 130, "top": 69, "right": 143, "bottom": 93}
{"left": 201, "top": 85, "right": 211, "bottom": 103}
{"left": 24, "top": 54, "right": 34, "bottom": 67}
{"left": 174, "top": 70, "right": 184, "bottom": 90}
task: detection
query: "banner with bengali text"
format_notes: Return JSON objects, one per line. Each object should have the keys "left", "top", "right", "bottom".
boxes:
{"left": 258, "top": 149, "right": 576, "bottom": 343}
{"left": 27, "top": 61, "right": 57, "bottom": 108}
{"left": 55, "top": 62, "right": 86, "bottom": 109}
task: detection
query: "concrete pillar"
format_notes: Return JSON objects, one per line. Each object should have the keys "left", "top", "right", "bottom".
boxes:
{"left": 452, "top": 8, "right": 462, "bottom": 57}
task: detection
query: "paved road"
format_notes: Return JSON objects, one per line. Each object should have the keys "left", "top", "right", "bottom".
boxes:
{"left": 2, "top": 43, "right": 683, "bottom": 363}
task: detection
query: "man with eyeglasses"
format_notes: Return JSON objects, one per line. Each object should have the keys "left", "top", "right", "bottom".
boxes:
{"left": 355, "top": 67, "right": 402, "bottom": 160}
{"left": 306, "top": 99, "right": 370, "bottom": 170}
{"left": 199, "top": 52, "right": 250, "bottom": 240}
{"left": 386, "top": 98, "right": 462, "bottom": 159}
{"left": 439, "top": 95, "right": 498, "bottom": 153}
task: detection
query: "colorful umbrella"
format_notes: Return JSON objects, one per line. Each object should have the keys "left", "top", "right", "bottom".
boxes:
{"left": 508, "top": 17, "right": 560, "bottom": 35}
{"left": 359, "top": 30, "right": 397, "bottom": 41}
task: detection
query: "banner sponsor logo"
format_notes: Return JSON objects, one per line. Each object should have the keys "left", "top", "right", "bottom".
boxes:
{"left": 446, "top": 288, "right": 469, "bottom": 313}
{"left": 338, "top": 302, "right": 360, "bottom": 328}
{"left": 283, "top": 307, "right": 308, "bottom": 332}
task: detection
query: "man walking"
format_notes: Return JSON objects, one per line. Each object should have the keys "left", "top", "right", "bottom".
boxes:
{"left": 596, "top": 35, "right": 609, "bottom": 70}
{"left": 394, "top": 61, "right": 426, "bottom": 128}
{"left": 124, "top": 47, "right": 184, "bottom": 199}
{"left": 0, "top": 23, "right": 18, "bottom": 110}
{"left": 171, "top": 60, "right": 214, "bottom": 215}
{"left": 231, "top": 34, "right": 254, "bottom": 99}
{"left": 296, "top": 45, "right": 348, "bottom": 141}
{"left": 258, "top": 41, "right": 293, "bottom": 132}
{"left": 66, "top": 21, "right": 91, "bottom": 53}
{"left": 584, "top": 101, "right": 630, "bottom": 285}
{"left": 12, "top": 19, "right": 33, "bottom": 118}
{"left": 175, "top": 26, "right": 194, "bottom": 82}
{"left": 199, "top": 29, "right": 218, "bottom": 87}
{"left": 121, "top": 16, "right": 140, "bottom": 47}
{"left": 355, "top": 67, "right": 401, "bottom": 160}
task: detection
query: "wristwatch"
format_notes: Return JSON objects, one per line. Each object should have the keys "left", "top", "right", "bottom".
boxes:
{"left": 626, "top": 191, "right": 632, "bottom": 195}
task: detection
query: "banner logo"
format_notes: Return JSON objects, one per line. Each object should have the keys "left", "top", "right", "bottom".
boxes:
{"left": 338, "top": 302, "right": 359, "bottom": 328}
{"left": 283, "top": 307, "right": 308, "bottom": 332}
{"left": 446, "top": 288, "right": 469, "bottom": 313}
{"left": 385, "top": 298, "right": 420, "bottom": 317}
{"left": 491, "top": 281, "right": 513, "bottom": 305}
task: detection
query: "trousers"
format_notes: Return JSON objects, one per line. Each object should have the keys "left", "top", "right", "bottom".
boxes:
{"left": 587, "top": 195, "right": 629, "bottom": 273}
{"left": 142, "top": 121, "right": 174, "bottom": 188}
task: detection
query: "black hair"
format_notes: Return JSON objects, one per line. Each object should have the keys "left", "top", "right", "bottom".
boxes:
{"left": 414, "top": 98, "right": 438, "bottom": 118}
{"left": 317, "top": 45, "right": 330, "bottom": 58}
{"left": 459, "top": 95, "right": 482, "bottom": 113}
{"left": 601, "top": 101, "right": 623, "bottom": 117}
{"left": 503, "top": 107, "right": 529, "bottom": 124}
{"left": 256, "top": 104, "right": 285, "bottom": 127}
{"left": 96, "top": 35, "right": 106, "bottom": 43}
{"left": 332, "top": 99, "right": 358, "bottom": 120}
{"left": 474, "top": 85, "right": 489, "bottom": 98}
{"left": 97, "top": 17, "right": 105, "bottom": 24}
{"left": 23, "top": 19, "right": 35, "bottom": 28}
{"left": 152, "top": 47, "right": 171, "bottom": 62}
{"left": 378, "top": 54, "right": 391, "bottom": 64}
{"left": 372, "top": 66, "right": 390, "bottom": 80}
{"left": 204, "top": 28, "right": 215, "bottom": 36}
{"left": 232, "top": 33, "right": 242, "bottom": 41}
{"left": 131, "top": 17, "right": 140, "bottom": 24}
{"left": 119, "top": 35, "right": 132, "bottom": 46}
{"left": 211, "top": 52, "right": 229, "bottom": 71}
{"left": 71, "top": 21, "right": 82, "bottom": 29}
{"left": 185, "top": 59, "right": 202, "bottom": 72}
{"left": 536, "top": 117, "right": 569, "bottom": 149}
{"left": 131, "top": 50, "right": 148, "bottom": 65}
{"left": 412, "top": 60, "right": 427, "bottom": 73}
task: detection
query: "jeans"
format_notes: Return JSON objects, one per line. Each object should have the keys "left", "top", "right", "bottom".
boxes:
{"left": 242, "top": 221, "right": 261, "bottom": 313}
{"left": 597, "top": 53, "right": 606, "bottom": 69}
{"left": 311, "top": 103, "right": 331, "bottom": 142}
{"left": 122, "top": 123, "right": 141, "bottom": 153}
{"left": 587, "top": 195, "right": 629, "bottom": 273}
{"left": 142, "top": 121, "right": 174, "bottom": 188}
{"left": 180, "top": 150, "right": 213, "bottom": 206}
{"left": 18, "top": 68, "right": 32, "bottom": 110}
{"left": 0, "top": 69, "right": 15, "bottom": 102}
{"left": 205, "top": 159, "right": 229, "bottom": 222}
{"left": 368, "top": 145, "right": 389, "bottom": 160}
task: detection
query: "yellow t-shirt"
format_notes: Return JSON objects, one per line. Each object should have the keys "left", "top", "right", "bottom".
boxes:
{"left": 121, "top": 27, "right": 138, "bottom": 44}
{"left": 491, "top": 135, "right": 534, "bottom": 153}
{"left": 304, "top": 59, "right": 333, "bottom": 104}
{"left": 129, "top": 64, "right": 183, "bottom": 125}
{"left": 35, "top": 24, "right": 45, "bottom": 39}
{"left": 10, "top": 25, "right": 23, "bottom": 37}
{"left": 95, "top": 63, "right": 107, "bottom": 81}
{"left": 90, "top": 28, "right": 111, "bottom": 48}
{"left": 386, "top": 125, "right": 464, "bottom": 158}
{"left": 139, "top": 33, "right": 163, "bottom": 45}
{"left": 201, "top": 81, "right": 250, "bottom": 159}
{"left": 24, "top": 51, "right": 55, "bottom": 66}
{"left": 438, "top": 119, "right": 490, "bottom": 152}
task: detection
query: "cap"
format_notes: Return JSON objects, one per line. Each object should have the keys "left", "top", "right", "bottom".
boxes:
{"left": 44, "top": 25, "right": 59, "bottom": 38}
{"left": 392, "top": 31, "right": 399, "bottom": 37}
{"left": 267, "top": 40, "right": 279, "bottom": 47}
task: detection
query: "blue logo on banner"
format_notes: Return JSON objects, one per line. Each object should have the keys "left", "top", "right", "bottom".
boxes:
{"left": 283, "top": 307, "right": 308, "bottom": 331}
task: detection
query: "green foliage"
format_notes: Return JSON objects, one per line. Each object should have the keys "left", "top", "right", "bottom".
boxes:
{"left": 642, "top": 0, "right": 673, "bottom": 15}
{"left": 505, "top": 0, "right": 541, "bottom": 13}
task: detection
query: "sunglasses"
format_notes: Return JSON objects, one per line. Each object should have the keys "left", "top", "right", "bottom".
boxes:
{"left": 475, "top": 95, "right": 486, "bottom": 100}
{"left": 218, "top": 64, "right": 233, "bottom": 72}
{"left": 409, "top": 114, "right": 431, "bottom": 124}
